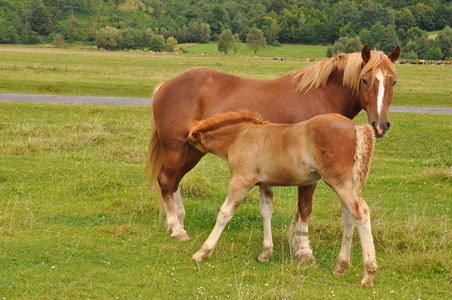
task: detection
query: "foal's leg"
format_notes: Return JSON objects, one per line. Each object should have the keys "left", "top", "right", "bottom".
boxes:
{"left": 258, "top": 186, "right": 274, "bottom": 262}
{"left": 335, "top": 188, "right": 377, "bottom": 287}
{"left": 332, "top": 205, "right": 356, "bottom": 276}
{"left": 192, "top": 177, "right": 252, "bottom": 262}
{"left": 288, "top": 184, "right": 316, "bottom": 262}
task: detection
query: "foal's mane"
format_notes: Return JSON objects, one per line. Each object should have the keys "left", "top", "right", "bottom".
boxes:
{"left": 190, "top": 110, "right": 269, "bottom": 134}
{"left": 290, "top": 50, "right": 396, "bottom": 96}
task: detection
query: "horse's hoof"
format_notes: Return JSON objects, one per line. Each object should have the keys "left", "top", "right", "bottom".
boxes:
{"left": 359, "top": 281, "right": 374, "bottom": 287}
{"left": 172, "top": 232, "right": 190, "bottom": 241}
{"left": 257, "top": 254, "right": 270, "bottom": 263}
{"left": 332, "top": 260, "right": 349, "bottom": 276}
{"left": 295, "top": 253, "right": 315, "bottom": 262}
{"left": 192, "top": 252, "right": 204, "bottom": 262}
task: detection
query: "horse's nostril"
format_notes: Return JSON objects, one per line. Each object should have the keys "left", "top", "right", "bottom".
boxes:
{"left": 386, "top": 122, "right": 391, "bottom": 130}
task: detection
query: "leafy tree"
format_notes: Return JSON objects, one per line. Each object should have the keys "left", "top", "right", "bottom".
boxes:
{"left": 415, "top": 36, "right": 431, "bottom": 58}
{"left": 436, "top": 26, "right": 452, "bottom": 59}
{"left": 53, "top": 33, "right": 64, "bottom": 47}
{"left": 395, "top": 7, "right": 416, "bottom": 32}
{"left": 328, "top": 0, "right": 359, "bottom": 42}
{"left": 31, "top": 5, "right": 53, "bottom": 35}
{"left": 434, "top": 4, "right": 452, "bottom": 30}
{"left": 4, "top": 26, "right": 19, "bottom": 44}
{"left": 269, "top": 0, "right": 287, "bottom": 14}
{"left": 187, "top": 22, "right": 211, "bottom": 43}
{"left": 230, "top": 11, "right": 248, "bottom": 36}
{"left": 327, "top": 36, "right": 361, "bottom": 57}
{"left": 408, "top": 49, "right": 417, "bottom": 60}
{"left": 143, "top": 28, "right": 154, "bottom": 48}
{"left": 20, "top": 23, "right": 39, "bottom": 45}
{"left": 425, "top": 47, "right": 443, "bottom": 60}
{"left": 218, "top": 29, "right": 234, "bottom": 54}
{"left": 62, "top": 17, "right": 82, "bottom": 42}
{"left": 149, "top": 35, "right": 165, "bottom": 51}
{"left": 381, "top": 25, "right": 400, "bottom": 54}
{"left": 357, "top": 3, "right": 393, "bottom": 30}
{"left": 206, "top": 5, "right": 230, "bottom": 40}
{"left": 96, "top": 26, "right": 123, "bottom": 50}
{"left": 360, "top": 22, "right": 384, "bottom": 50}
{"left": 232, "top": 33, "right": 242, "bottom": 54}
{"left": 246, "top": 27, "right": 266, "bottom": 55}
{"left": 123, "top": 28, "right": 143, "bottom": 50}
{"left": 249, "top": 16, "right": 280, "bottom": 43}
{"left": 165, "top": 37, "right": 178, "bottom": 52}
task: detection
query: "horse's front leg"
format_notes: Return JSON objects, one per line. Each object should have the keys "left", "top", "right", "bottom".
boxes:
{"left": 288, "top": 184, "right": 316, "bottom": 262}
{"left": 192, "top": 177, "right": 252, "bottom": 262}
{"left": 258, "top": 186, "right": 274, "bottom": 262}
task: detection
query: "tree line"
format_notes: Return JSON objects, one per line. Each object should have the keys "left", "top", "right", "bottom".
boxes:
{"left": 0, "top": 0, "right": 451, "bottom": 59}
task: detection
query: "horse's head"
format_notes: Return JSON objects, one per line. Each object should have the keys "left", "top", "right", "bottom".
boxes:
{"left": 359, "top": 45, "right": 401, "bottom": 138}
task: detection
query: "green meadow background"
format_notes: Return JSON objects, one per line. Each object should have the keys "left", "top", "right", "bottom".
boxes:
{"left": 0, "top": 45, "right": 451, "bottom": 299}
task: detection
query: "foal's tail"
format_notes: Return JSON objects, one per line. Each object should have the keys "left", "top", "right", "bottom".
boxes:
{"left": 144, "top": 84, "right": 164, "bottom": 210}
{"left": 352, "top": 124, "right": 376, "bottom": 191}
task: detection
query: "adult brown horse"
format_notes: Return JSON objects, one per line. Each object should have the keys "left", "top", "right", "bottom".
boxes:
{"left": 147, "top": 45, "right": 400, "bottom": 260}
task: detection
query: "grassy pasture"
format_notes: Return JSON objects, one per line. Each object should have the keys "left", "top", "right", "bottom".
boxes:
{"left": 0, "top": 103, "right": 451, "bottom": 299}
{"left": 0, "top": 45, "right": 451, "bottom": 107}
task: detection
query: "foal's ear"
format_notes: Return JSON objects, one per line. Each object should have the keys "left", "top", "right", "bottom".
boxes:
{"left": 361, "top": 45, "right": 371, "bottom": 63}
{"left": 188, "top": 131, "right": 200, "bottom": 142}
{"left": 388, "top": 45, "right": 401, "bottom": 63}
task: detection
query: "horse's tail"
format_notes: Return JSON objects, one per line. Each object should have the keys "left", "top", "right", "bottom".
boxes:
{"left": 144, "top": 84, "right": 165, "bottom": 211}
{"left": 352, "top": 124, "right": 375, "bottom": 191}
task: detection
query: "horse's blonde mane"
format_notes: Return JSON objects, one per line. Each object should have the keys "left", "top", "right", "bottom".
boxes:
{"left": 190, "top": 110, "right": 269, "bottom": 135}
{"left": 291, "top": 50, "right": 396, "bottom": 96}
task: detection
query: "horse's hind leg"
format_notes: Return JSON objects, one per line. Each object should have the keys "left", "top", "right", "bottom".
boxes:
{"left": 173, "top": 148, "right": 205, "bottom": 228}
{"left": 335, "top": 188, "right": 377, "bottom": 287}
{"left": 258, "top": 186, "right": 274, "bottom": 262}
{"left": 332, "top": 204, "right": 356, "bottom": 276}
{"left": 158, "top": 145, "right": 203, "bottom": 241}
{"left": 288, "top": 184, "right": 316, "bottom": 262}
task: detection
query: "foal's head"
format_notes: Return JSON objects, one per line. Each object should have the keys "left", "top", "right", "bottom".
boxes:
{"left": 188, "top": 110, "right": 268, "bottom": 156}
{"left": 358, "top": 45, "right": 401, "bottom": 138}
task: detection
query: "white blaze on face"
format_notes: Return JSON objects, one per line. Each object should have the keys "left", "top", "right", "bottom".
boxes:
{"left": 376, "top": 70, "right": 386, "bottom": 118}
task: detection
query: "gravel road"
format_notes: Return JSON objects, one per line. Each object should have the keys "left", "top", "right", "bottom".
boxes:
{"left": 1, "top": 93, "right": 451, "bottom": 114}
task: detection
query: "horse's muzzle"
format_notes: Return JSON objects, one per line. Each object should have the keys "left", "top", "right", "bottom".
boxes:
{"left": 372, "top": 121, "right": 390, "bottom": 138}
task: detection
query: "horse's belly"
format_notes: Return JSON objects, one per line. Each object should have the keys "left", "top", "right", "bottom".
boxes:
{"left": 257, "top": 167, "right": 320, "bottom": 187}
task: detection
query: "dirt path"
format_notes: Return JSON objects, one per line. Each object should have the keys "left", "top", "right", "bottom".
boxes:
{"left": 1, "top": 93, "right": 451, "bottom": 114}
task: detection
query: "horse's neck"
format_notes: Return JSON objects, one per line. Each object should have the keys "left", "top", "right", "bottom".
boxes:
{"left": 203, "top": 123, "right": 252, "bottom": 159}
{"left": 322, "top": 71, "right": 362, "bottom": 119}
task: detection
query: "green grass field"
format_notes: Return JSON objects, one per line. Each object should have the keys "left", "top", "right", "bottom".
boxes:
{"left": 0, "top": 45, "right": 451, "bottom": 107}
{"left": 0, "top": 45, "right": 451, "bottom": 298}
{"left": 0, "top": 103, "right": 450, "bottom": 298}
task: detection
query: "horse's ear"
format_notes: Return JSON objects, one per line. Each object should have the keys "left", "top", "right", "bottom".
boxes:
{"left": 388, "top": 45, "right": 401, "bottom": 63}
{"left": 361, "top": 45, "right": 371, "bottom": 63}
{"left": 188, "top": 131, "right": 199, "bottom": 142}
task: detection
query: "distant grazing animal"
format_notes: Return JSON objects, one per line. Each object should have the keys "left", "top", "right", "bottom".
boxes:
{"left": 188, "top": 111, "right": 377, "bottom": 287}
{"left": 146, "top": 45, "right": 400, "bottom": 263}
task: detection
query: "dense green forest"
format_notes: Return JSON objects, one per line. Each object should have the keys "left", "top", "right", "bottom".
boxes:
{"left": 0, "top": 0, "right": 451, "bottom": 59}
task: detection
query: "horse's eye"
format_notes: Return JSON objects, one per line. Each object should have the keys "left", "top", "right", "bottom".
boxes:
{"left": 392, "top": 81, "right": 397, "bottom": 86}
{"left": 362, "top": 78, "right": 369, "bottom": 86}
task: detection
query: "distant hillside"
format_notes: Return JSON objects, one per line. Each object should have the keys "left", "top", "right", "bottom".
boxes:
{"left": 0, "top": 0, "right": 451, "bottom": 59}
